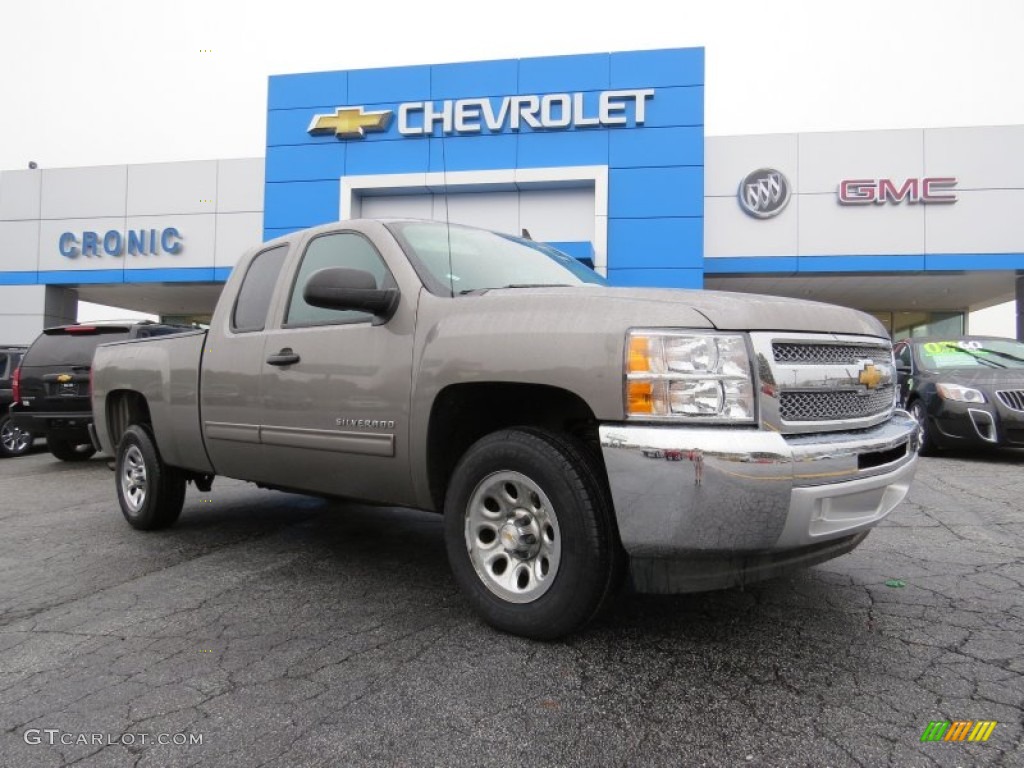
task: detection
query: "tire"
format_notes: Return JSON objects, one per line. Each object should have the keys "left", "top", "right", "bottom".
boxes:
{"left": 115, "top": 424, "right": 186, "bottom": 530}
{"left": 444, "top": 427, "right": 625, "bottom": 640}
{"left": 46, "top": 434, "right": 96, "bottom": 462}
{"left": 908, "top": 399, "right": 938, "bottom": 456}
{"left": 0, "top": 413, "right": 33, "bottom": 458}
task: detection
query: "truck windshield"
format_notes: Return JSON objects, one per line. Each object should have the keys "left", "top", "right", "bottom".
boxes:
{"left": 386, "top": 221, "right": 606, "bottom": 296}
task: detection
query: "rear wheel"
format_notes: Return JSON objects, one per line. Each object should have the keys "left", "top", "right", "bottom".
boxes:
{"left": 116, "top": 425, "right": 186, "bottom": 530}
{"left": 0, "top": 414, "right": 33, "bottom": 458}
{"left": 444, "top": 427, "right": 624, "bottom": 640}
{"left": 46, "top": 435, "right": 96, "bottom": 462}
{"left": 908, "top": 400, "right": 938, "bottom": 456}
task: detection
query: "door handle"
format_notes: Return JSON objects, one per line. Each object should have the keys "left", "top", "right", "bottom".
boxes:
{"left": 266, "top": 349, "right": 300, "bottom": 366}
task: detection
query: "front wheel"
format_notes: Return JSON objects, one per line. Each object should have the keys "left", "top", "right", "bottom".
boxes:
{"left": 0, "top": 414, "right": 33, "bottom": 458}
{"left": 116, "top": 425, "right": 186, "bottom": 530}
{"left": 908, "top": 400, "right": 938, "bottom": 456}
{"left": 444, "top": 428, "right": 624, "bottom": 640}
{"left": 47, "top": 435, "right": 96, "bottom": 462}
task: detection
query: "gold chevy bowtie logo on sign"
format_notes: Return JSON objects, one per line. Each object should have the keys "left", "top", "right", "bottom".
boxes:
{"left": 308, "top": 107, "right": 392, "bottom": 138}
{"left": 57, "top": 374, "right": 73, "bottom": 383}
{"left": 859, "top": 364, "right": 883, "bottom": 390}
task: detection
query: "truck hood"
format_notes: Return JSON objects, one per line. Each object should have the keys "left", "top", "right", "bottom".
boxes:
{"left": 484, "top": 286, "right": 888, "bottom": 337}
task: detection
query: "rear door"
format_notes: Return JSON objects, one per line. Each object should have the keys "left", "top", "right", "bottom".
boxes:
{"left": 255, "top": 227, "right": 418, "bottom": 504}
{"left": 200, "top": 243, "right": 290, "bottom": 482}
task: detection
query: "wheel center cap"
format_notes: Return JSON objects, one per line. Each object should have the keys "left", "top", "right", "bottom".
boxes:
{"left": 499, "top": 524, "right": 521, "bottom": 551}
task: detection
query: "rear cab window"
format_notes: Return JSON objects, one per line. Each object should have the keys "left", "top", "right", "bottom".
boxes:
{"left": 23, "top": 328, "right": 133, "bottom": 367}
{"left": 232, "top": 245, "right": 288, "bottom": 332}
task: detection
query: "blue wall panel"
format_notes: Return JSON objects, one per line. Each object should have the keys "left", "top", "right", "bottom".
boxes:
{"left": 518, "top": 130, "right": 609, "bottom": 168}
{"left": 346, "top": 138, "right": 429, "bottom": 175}
{"left": 609, "top": 48, "right": 704, "bottom": 88}
{"left": 264, "top": 180, "right": 340, "bottom": 229}
{"left": 268, "top": 71, "right": 347, "bottom": 110}
{"left": 518, "top": 53, "right": 610, "bottom": 93}
{"left": 610, "top": 126, "right": 703, "bottom": 168}
{"left": 609, "top": 268, "right": 703, "bottom": 289}
{"left": 610, "top": 167, "right": 703, "bottom": 218}
{"left": 347, "top": 65, "right": 431, "bottom": 104}
{"left": 428, "top": 135, "right": 519, "bottom": 173}
{"left": 265, "top": 144, "right": 346, "bottom": 183}
{"left": 431, "top": 59, "right": 519, "bottom": 99}
{"left": 608, "top": 218, "right": 703, "bottom": 269}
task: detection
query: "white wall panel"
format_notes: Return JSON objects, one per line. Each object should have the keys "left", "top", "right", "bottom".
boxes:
{"left": 38, "top": 217, "right": 125, "bottom": 272}
{"left": 799, "top": 194, "right": 924, "bottom": 256}
{"left": 925, "top": 190, "right": 1024, "bottom": 253}
{"left": 214, "top": 212, "right": 264, "bottom": 270}
{"left": 217, "top": 158, "right": 265, "bottom": 213}
{"left": 925, "top": 126, "right": 1024, "bottom": 190}
{"left": 519, "top": 188, "right": 593, "bottom": 242}
{"left": 127, "top": 161, "right": 217, "bottom": 216}
{"left": 705, "top": 134, "right": 798, "bottom": 197}
{"left": 359, "top": 194, "right": 434, "bottom": 220}
{"left": 123, "top": 214, "right": 217, "bottom": 270}
{"left": 0, "top": 170, "right": 41, "bottom": 221}
{"left": 0, "top": 221, "right": 40, "bottom": 273}
{"left": 705, "top": 196, "right": 798, "bottom": 257}
{"left": 798, "top": 130, "right": 923, "bottom": 194}
{"left": 40, "top": 166, "right": 126, "bottom": 219}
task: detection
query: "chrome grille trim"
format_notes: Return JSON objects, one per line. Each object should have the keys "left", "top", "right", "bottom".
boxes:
{"left": 750, "top": 332, "right": 896, "bottom": 435}
{"left": 772, "top": 343, "right": 891, "bottom": 365}
{"left": 996, "top": 389, "right": 1024, "bottom": 412}
{"left": 780, "top": 389, "right": 896, "bottom": 422}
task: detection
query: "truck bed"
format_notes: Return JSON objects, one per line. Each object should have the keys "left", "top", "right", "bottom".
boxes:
{"left": 92, "top": 329, "right": 212, "bottom": 473}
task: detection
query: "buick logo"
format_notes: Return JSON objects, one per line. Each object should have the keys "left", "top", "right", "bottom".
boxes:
{"left": 738, "top": 168, "right": 791, "bottom": 219}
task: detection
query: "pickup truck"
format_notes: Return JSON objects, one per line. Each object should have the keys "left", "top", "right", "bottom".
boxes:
{"left": 91, "top": 219, "right": 919, "bottom": 639}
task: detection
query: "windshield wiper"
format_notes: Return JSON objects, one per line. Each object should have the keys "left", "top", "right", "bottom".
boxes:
{"left": 934, "top": 343, "right": 1004, "bottom": 368}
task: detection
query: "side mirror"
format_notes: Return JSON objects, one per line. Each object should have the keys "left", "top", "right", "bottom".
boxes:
{"left": 303, "top": 267, "right": 399, "bottom": 322}
{"left": 895, "top": 362, "right": 911, "bottom": 375}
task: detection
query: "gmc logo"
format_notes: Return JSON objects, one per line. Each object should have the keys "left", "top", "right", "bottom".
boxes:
{"left": 838, "top": 177, "right": 958, "bottom": 205}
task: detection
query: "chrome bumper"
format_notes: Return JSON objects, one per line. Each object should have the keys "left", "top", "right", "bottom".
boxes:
{"left": 598, "top": 411, "right": 919, "bottom": 565}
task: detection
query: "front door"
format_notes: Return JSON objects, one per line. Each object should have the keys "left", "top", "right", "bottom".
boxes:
{"left": 256, "top": 230, "right": 418, "bottom": 505}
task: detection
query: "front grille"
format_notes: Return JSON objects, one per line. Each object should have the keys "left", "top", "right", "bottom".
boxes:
{"left": 996, "top": 390, "right": 1024, "bottom": 412}
{"left": 780, "top": 387, "right": 895, "bottom": 422}
{"left": 773, "top": 343, "right": 891, "bottom": 365}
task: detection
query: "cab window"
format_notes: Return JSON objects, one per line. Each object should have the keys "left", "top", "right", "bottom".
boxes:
{"left": 232, "top": 245, "right": 288, "bottom": 333}
{"left": 285, "top": 232, "right": 394, "bottom": 327}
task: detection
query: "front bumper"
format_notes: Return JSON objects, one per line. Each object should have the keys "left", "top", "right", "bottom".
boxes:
{"left": 931, "top": 399, "right": 1024, "bottom": 448}
{"left": 599, "top": 412, "right": 919, "bottom": 592}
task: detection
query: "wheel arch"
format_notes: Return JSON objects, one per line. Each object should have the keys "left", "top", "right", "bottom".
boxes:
{"left": 425, "top": 382, "right": 605, "bottom": 512}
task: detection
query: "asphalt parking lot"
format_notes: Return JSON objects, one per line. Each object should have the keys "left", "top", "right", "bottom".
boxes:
{"left": 1, "top": 446, "right": 1022, "bottom": 768}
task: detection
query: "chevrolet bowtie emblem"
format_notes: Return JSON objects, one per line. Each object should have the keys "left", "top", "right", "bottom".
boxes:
{"left": 307, "top": 106, "right": 392, "bottom": 139}
{"left": 858, "top": 364, "right": 883, "bottom": 390}
{"left": 57, "top": 374, "right": 72, "bottom": 383}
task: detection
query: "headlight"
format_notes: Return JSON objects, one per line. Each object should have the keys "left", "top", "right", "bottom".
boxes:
{"left": 625, "top": 330, "right": 755, "bottom": 422}
{"left": 935, "top": 383, "right": 986, "bottom": 404}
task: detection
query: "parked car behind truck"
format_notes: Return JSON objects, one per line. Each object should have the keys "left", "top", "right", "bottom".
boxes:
{"left": 91, "top": 219, "right": 919, "bottom": 638}
{"left": 1, "top": 346, "right": 33, "bottom": 458}
{"left": 11, "top": 322, "right": 188, "bottom": 461}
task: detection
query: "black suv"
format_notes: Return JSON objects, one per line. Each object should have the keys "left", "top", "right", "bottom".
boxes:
{"left": 1, "top": 345, "right": 33, "bottom": 458}
{"left": 10, "top": 323, "right": 188, "bottom": 461}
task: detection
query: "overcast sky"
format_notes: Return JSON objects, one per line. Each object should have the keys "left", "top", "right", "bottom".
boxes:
{"left": 1, "top": 0, "right": 1022, "bottom": 170}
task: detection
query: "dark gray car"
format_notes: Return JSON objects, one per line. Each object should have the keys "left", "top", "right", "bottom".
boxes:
{"left": 895, "top": 336, "right": 1024, "bottom": 453}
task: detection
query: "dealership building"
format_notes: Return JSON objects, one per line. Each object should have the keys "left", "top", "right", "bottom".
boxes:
{"left": 2, "top": 47, "right": 1022, "bottom": 343}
